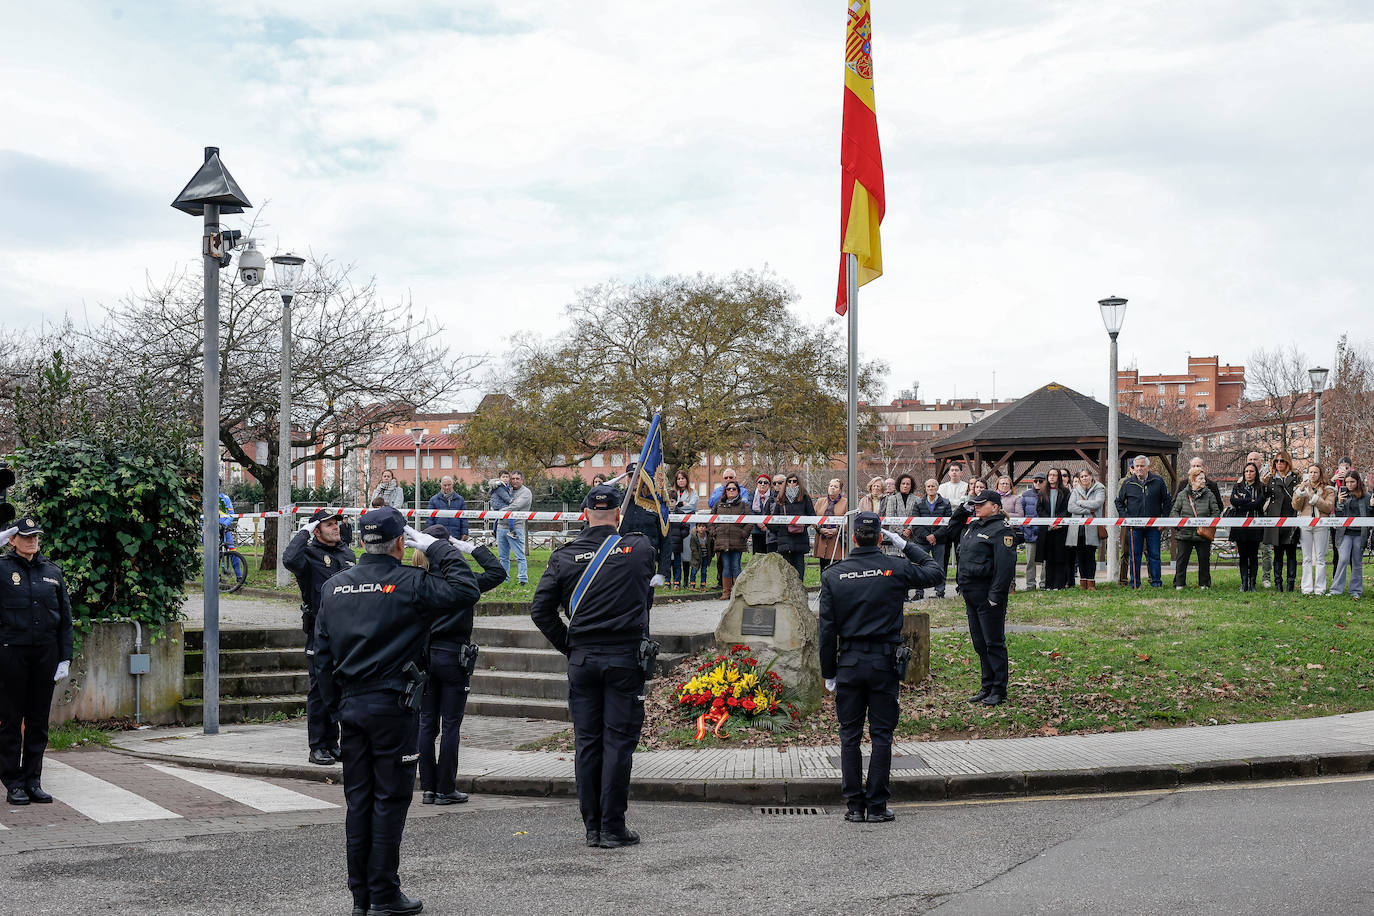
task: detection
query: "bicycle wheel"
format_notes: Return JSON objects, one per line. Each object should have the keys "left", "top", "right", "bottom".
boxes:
{"left": 219, "top": 549, "right": 248, "bottom": 593}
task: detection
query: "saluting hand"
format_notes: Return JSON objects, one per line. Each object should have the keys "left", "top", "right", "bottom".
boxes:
{"left": 0, "top": 526, "right": 16, "bottom": 548}
{"left": 881, "top": 529, "right": 908, "bottom": 551}
{"left": 451, "top": 538, "right": 476, "bottom": 554}
{"left": 403, "top": 527, "right": 439, "bottom": 550}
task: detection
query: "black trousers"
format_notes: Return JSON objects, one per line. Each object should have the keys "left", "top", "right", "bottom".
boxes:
{"left": 962, "top": 587, "right": 1008, "bottom": 695}
{"left": 338, "top": 690, "right": 420, "bottom": 909}
{"left": 1274, "top": 543, "right": 1298, "bottom": 589}
{"left": 779, "top": 550, "right": 807, "bottom": 581}
{"left": 0, "top": 642, "right": 58, "bottom": 789}
{"left": 417, "top": 645, "right": 471, "bottom": 795}
{"left": 834, "top": 651, "right": 900, "bottom": 814}
{"left": 1075, "top": 543, "right": 1097, "bottom": 580}
{"left": 1045, "top": 558, "right": 1074, "bottom": 590}
{"left": 751, "top": 531, "right": 770, "bottom": 554}
{"left": 567, "top": 648, "right": 645, "bottom": 833}
{"left": 306, "top": 633, "right": 340, "bottom": 753}
{"left": 1238, "top": 541, "right": 1260, "bottom": 590}
{"left": 1173, "top": 540, "right": 1212, "bottom": 588}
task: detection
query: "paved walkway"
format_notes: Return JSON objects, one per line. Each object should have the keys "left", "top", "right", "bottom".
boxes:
{"left": 111, "top": 711, "right": 1374, "bottom": 805}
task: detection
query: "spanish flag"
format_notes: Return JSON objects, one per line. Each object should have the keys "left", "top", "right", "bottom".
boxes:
{"left": 836, "top": 0, "right": 885, "bottom": 316}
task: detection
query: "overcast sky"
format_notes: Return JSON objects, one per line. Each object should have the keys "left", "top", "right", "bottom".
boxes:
{"left": 2, "top": 1, "right": 1371, "bottom": 409}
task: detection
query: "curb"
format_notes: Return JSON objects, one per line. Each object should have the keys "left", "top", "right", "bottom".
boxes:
{"left": 108, "top": 746, "right": 1374, "bottom": 803}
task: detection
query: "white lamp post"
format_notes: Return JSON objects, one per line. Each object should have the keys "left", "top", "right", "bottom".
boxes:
{"left": 1309, "top": 366, "right": 1329, "bottom": 465}
{"left": 1099, "top": 296, "right": 1128, "bottom": 585}
{"left": 270, "top": 252, "right": 305, "bottom": 587}
{"left": 410, "top": 427, "right": 426, "bottom": 513}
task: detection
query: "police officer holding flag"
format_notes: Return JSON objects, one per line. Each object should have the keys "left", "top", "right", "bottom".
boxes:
{"left": 283, "top": 507, "right": 356, "bottom": 766}
{"left": 819, "top": 511, "right": 942, "bottom": 823}
{"left": 531, "top": 484, "right": 658, "bottom": 849}
{"left": 314, "top": 507, "right": 479, "bottom": 916}
{"left": 956, "top": 490, "right": 1017, "bottom": 707}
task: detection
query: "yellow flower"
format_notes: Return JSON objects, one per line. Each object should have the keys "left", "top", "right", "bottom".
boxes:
{"left": 740, "top": 673, "right": 758, "bottom": 690}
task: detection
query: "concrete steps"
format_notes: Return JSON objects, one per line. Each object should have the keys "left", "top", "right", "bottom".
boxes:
{"left": 184, "top": 670, "right": 312, "bottom": 699}
{"left": 184, "top": 648, "right": 303, "bottom": 675}
{"left": 181, "top": 627, "right": 311, "bottom": 726}
{"left": 177, "top": 695, "right": 308, "bottom": 726}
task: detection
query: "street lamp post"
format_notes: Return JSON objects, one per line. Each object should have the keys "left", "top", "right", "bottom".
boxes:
{"left": 1098, "top": 296, "right": 1129, "bottom": 586}
{"left": 1309, "top": 366, "right": 1329, "bottom": 466}
{"left": 272, "top": 252, "right": 306, "bottom": 588}
{"left": 172, "top": 147, "right": 253, "bottom": 735}
{"left": 410, "top": 427, "right": 426, "bottom": 513}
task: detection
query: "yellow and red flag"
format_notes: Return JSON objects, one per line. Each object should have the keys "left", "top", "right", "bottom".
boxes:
{"left": 836, "top": 0, "right": 885, "bottom": 316}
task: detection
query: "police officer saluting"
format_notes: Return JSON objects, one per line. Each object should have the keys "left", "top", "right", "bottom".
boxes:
{"left": 956, "top": 490, "right": 1017, "bottom": 707}
{"left": 283, "top": 507, "right": 356, "bottom": 766}
{"left": 531, "top": 484, "right": 657, "bottom": 849}
{"left": 314, "top": 507, "right": 479, "bottom": 916}
{"left": 0, "top": 517, "right": 73, "bottom": 806}
{"left": 819, "top": 512, "right": 942, "bottom": 823}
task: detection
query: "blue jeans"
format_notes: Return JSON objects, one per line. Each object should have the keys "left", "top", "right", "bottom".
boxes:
{"left": 1128, "top": 528, "right": 1162, "bottom": 587}
{"left": 497, "top": 526, "right": 527, "bottom": 582}
{"left": 1331, "top": 536, "right": 1364, "bottom": 597}
{"left": 720, "top": 550, "right": 742, "bottom": 578}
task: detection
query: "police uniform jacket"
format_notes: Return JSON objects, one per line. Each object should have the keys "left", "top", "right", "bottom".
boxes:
{"left": 314, "top": 540, "right": 479, "bottom": 708}
{"left": 0, "top": 550, "right": 74, "bottom": 661}
{"left": 530, "top": 525, "right": 656, "bottom": 657}
{"left": 956, "top": 514, "right": 1018, "bottom": 603}
{"left": 429, "top": 545, "right": 506, "bottom": 649}
{"left": 282, "top": 528, "right": 357, "bottom": 618}
{"left": 818, "top": 542, "right": 943, "bottom": 680}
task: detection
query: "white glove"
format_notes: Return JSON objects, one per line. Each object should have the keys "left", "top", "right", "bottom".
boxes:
{"left": 825, "top": 678, "right": 837, "bottom": 692}
{"left": 650, "top": 574, "right": 666, "bottom": 587}
{"left": 54, "top": 660, "right": 70, "bottom": 682}
{"left": 403, "top": 527, "right": 439, "bottom": 550}
{"left": 451, "top": 538, "right": 476, "bottom": 554}
{"left": 0, "top": 526, "right": 16, "bottom": 548}
{"left": 302, "top": 519, "right": 321, "bottom": 535}
{"left": 882, "top": 529, "right": 908, "bottom": 551}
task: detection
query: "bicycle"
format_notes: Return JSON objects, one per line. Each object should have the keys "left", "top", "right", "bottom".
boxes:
{"left": 217, "top": 524, "right": 248, "bottom": 593}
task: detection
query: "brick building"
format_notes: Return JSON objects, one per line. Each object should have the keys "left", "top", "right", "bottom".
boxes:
{"left": 1117, "top": 355, "right": 1245, "bottom": 421}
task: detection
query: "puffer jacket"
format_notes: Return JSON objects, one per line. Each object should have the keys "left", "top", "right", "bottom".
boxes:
{"left": 1334, "top": 490, "right": 1373, "bottom": 538}
{"left": 1019, "top": 488, "right": 1040, "bottom": 543}
{"left": 711, "top": 497, "right": 750, "bottom": 552}
{"left": 1172, "top": 485, "right": 1222, "bottom": 544}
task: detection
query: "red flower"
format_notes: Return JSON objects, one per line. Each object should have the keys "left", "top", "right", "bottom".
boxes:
{"left": 742, "top": 698, "right": 756, "bottom": 711}
{"left": 726, "top": 697, "right": 739, "bottom": 707}
{"left": 712, "top": 697, "right": 725, "bottom": 708}
{"left": 744, "top": 657, "right": 758, "bottom": 666}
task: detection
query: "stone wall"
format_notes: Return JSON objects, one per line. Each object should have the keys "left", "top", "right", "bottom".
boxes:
{"left": 50, "top": 621, "right": 184, "bottom": 725}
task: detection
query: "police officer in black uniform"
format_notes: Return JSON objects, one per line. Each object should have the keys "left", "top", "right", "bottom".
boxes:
{"left": 0, "top": 517, "right": 73, "bottom": 806}
{"left": 956, "top": 491, "right": 1017, "bottom": 707}
{"left": 530, "top": 484, "right": 657, "bottom": 849}
{"left": 314, "top": 507, "right": 479, "bottom": 916}
{"left": 818, "top": 511, "right": 943, "bottom": 823}
{"left": 283, "top": 507, "right": 357, "bottom": 766}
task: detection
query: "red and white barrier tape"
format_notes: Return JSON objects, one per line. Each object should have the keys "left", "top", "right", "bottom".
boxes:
{"left": 220, "top": 508, "right": 1374, "bottom": 528}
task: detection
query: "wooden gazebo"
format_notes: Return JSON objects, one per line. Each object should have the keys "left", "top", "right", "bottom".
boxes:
{"left": 930, "top": 383, "right": 1182, "bottom": 487}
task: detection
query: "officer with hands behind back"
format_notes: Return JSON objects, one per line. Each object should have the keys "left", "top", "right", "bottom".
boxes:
{"left": 314, "top": 507, "right": 480, "bottom": 916}
{"left": 283, "top": 507, "right": 356, "bottom": 766}
{"left": 819, "top": 512, "right": 943, "bottom": 823}
{"left": 957, "top": 491, "right": 1017, "bottom": 707}
{"left": 530, "top": 484, "right": 658, "bottom": 850}
{"left": 0, "top": 517, "right": 73, "bottom": 807}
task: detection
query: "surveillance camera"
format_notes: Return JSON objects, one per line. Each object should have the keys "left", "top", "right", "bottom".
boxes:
{"left": 238, "top": 243, "right": 266, "bottom": 286}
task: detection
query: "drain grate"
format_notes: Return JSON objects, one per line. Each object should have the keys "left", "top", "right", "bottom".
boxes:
{"left": 755, "top": 806, "right": 826, "bottom": 816}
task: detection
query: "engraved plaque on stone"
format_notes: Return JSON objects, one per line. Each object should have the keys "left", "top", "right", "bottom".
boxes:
{"left": 740, "top": 606, "right": 776, "bottom": 637}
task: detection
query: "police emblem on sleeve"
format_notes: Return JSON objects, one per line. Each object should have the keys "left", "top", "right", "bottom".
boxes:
{"left": 1003, "top": 535, "right": 1014, "bottom": 548}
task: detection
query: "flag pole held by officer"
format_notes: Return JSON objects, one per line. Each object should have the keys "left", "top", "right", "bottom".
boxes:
{"left": 818, "top": 511, "right": 943, "bottom": 823}
{"left": 955, "top": 490, "right": 1018, "bottom": 708}
{"left": 313, "top": 507, "right": 480, "bottom": 916}
{"left": 0, "top": 517, "right": 74, "bottom": 807}
{"left": 530, "top": 483, "right": 658, "bottom": 850}
{"left": 282, "top": 506, "right": 356, "bottom": 767}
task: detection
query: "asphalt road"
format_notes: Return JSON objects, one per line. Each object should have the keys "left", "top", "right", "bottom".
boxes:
{"left": 4, "top": 774, "right": 1372, "bottom": 915}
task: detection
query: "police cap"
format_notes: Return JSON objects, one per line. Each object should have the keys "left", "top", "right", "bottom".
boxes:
{"left": 309, "top": 507, "right": 345, "bottom": 524}
{"left": 852, "top": 511, "right": 883, "bottom": 537}
{"left": 360, "top": 506, "right": 406, "bottom": 543}
{"left": 584, "top": 484, "right": 620, "bottom": 511}
{"left": 969, "top": 490, "right": 1003, "bottom": 507}
{"left": 15, "top": 516, "right": 42, "bottom": 535}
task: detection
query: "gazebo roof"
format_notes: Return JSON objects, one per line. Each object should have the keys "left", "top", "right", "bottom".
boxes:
{"left": 931, "top": 383, "right": 1181, "bottom": 455}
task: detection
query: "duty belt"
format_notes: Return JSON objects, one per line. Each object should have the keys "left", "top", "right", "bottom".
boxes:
{"left": 839, "top": 639, "right": 902, "bottom": 655}
{"left": 340, "top": 677, "right": 409, "bottom": 699}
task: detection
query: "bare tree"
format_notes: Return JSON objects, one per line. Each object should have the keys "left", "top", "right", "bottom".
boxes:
{"left": 1324, "top": 335, "right": 1374, "bottom": 472}
{"left": 92, "top": 257, "right": 480, "bottom": 568}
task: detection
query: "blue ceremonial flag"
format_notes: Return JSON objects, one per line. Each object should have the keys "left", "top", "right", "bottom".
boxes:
{"left": 624, "top": 413, "right": 671, "bottom": 536}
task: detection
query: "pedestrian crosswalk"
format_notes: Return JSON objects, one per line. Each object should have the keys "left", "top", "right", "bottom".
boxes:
{"left": 0, "top": 752, "right": 340, "bottom": 835}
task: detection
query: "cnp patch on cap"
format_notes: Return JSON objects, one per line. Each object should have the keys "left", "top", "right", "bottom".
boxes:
{"left": 15, "top": 517, "right": 42, "bottom": 535}
{"left": 360, "top": 507, "right": 406, "bottom": 543}
{"left": 584, "top": 484, "right": 620, "bottom": 511}
{"left": 852, "top": 511, "right": 882, "bottom": 536}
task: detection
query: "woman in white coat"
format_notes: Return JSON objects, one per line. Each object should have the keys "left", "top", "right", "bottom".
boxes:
{"left": 1067, "top": 468, "right": 1106, "bottom": 590}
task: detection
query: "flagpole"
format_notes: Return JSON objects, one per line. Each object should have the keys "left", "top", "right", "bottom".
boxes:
{"left": 846, "top": 253, "right": 859, "bottom": 517}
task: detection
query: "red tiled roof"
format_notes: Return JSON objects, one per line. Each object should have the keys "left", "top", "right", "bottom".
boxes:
{"left": 371, "top": 433, "right": 458, "bottom": 451}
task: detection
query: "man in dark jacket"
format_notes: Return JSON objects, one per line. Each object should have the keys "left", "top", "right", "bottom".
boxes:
{"left": 425, "top": 476, "right": 469, "bottom": 539}
{"left": 0, "top": 517, "right": 73, "bottom": 807}
{"left": 1114, "top": 456, "right": 1170, "bottom": 588}
{"left": 283, "top": 507, "right": 357, "bottom": 765}
{"left": 819, "top": 513, "right": 943, "bottom": 823}
{"left": 314, "top": 508, "right": 479, "bottom": 916}
{"left": 911, "top": 479, "right": 952, "bottom": 599}
{"left": 530, "top": 484, "right": 657, "bottom": 849}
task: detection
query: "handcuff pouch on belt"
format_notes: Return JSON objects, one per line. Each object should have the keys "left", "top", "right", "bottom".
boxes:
{"left": 399, "top": 660, "right": 429, "bottom": 711}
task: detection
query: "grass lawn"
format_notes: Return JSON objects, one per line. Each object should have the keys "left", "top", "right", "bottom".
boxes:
{"left": 526, "top": 563, "right": 1374, "bottom": 751}
{"left": 48, "top": 720, "right": 115, "bottom": 751}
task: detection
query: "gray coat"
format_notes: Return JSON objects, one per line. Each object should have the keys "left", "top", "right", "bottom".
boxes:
{"left": 373, "top": 480, "right": 408, "bottom": 511}
{"left": 1066, "top": 482, "right": 1106, "bottom": 547}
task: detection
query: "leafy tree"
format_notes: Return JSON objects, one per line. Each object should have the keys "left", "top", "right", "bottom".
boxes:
{"left": 465, "top": 270, "right": 885, "bottom": 474}
{"left": 92, "top": 256, "right": 479, "bottom": 569}
{"left": 10, "top": 351, "right": 200, "bottom": 639}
